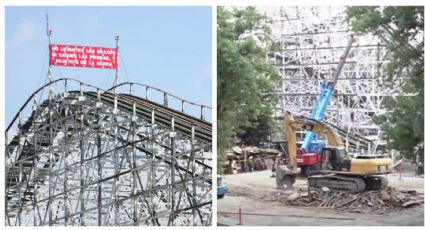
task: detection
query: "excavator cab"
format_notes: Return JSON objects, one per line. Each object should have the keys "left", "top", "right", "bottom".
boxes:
{"left": 319, "top": 147, "right": 351, "bottom": 172}
{"left": 310, "top": 147, "right": 392, "bottom": 192}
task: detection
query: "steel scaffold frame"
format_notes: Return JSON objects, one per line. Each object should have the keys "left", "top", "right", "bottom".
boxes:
{"left": 6, "top": 78, "right": 212, "bottom": 226}
{"left": 260, "top": 6, "right": 406, "bottom": 144}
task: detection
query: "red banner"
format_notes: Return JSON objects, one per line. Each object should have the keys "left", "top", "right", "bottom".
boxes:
{"left": 49, "top": 44, "right": 118, "bottom": 69}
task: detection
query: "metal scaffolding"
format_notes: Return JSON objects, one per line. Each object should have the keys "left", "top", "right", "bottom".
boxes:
{"left": 260, "top": 6, "right": 406, "bottom": 144}
{"left": 5, "top": 78, "right": 212, "bottom": 226}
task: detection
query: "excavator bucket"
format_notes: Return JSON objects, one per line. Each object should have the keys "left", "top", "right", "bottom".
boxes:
{"left": 276, "top": 165, "right": 300, "bottom": 189}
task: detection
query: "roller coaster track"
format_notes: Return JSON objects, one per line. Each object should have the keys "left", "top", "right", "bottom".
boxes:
{"left": 5, "top": 78, "right": 212, "bottom": 226}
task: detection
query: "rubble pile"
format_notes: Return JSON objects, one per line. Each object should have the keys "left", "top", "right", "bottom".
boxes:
{"left": 287, "top": 187, "right": 424, "bottom": 213}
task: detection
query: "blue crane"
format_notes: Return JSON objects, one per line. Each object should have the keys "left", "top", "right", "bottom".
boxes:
{"left": 301, "top": 35, "right": 356, "bottom": 153}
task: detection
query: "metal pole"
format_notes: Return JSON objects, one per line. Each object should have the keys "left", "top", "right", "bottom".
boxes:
{"left": 47, "top": 14, "right": 52, "bottom": 81}
{"left": 46, "top": 20, "right": 54, "bottom": 225}
{"left": 96, "top": 102, "right": 102, "bottom": 226}
{"left": 46, "top": 14, "right": 52, "bottom": 66}
{"left": 32, "top": 110, "right": 39, "bottom": 226}
{"left": 200, "top": 106, "right": 204, "bottom": 121}
{"left": 191, "top": 124, "right": 197, "bottom": 224}
{"left": 163, "top": 92, "right": 168, "bottom": 107}
{"left": 113, "top": 97, "right": 119, "bottom": 225}
{"left": 17, "top": 118, "right": 23, "bottom": 225}
{"left": 170, "top": 117, "right": 175, "bottom": 226}
{"left": 46, "top": 17, "right": 53, "bottom": 225}
{"left": 132, "top": 103, "right": 138, "bottom": 225}
{"left": 5, "top": 133, "right": 9, "bottom": 225}
{"left": 150, "top": 109, "right": 156, "bottom": 225}
{"left": 113, "top": 35, "right": 119, "bottom": 93}
{"left": 64, "top": 106, "right": 69, "bottom": 226}
{"left": 79, "top": 112, "right": 85, "bottom": 226}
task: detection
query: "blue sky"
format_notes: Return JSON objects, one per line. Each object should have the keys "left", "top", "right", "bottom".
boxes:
{"left": 5, "top": 6, "right": 212, "bottom": 125}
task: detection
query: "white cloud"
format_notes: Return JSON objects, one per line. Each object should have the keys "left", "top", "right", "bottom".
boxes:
{"left": 8, "top": 18, "right": 36, "bottom": 50}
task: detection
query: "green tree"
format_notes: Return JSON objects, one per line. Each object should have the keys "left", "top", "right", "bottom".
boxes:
{"left": 217, "top": 6, "right": 280, "bottom": 173}
{"left": 347, "top": 6, "right": 424, "bottom": 174}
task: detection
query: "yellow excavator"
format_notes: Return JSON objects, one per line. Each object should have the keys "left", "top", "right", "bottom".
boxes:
{"left": 276, "top": 111, "right": 393, "bottom": 193}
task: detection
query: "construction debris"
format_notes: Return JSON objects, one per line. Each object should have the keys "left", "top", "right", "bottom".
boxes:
{"left": 224, "top": 146, "right": 280, "bottom": 174}
{"left": 287, "top": 187, "right": 424, "bottom": 214}
{"left": 228, "top": 183, "right": 423, "bottom": 215}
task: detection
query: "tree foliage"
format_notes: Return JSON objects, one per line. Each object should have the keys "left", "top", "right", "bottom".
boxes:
{"left": 347, "top": 6, "right": 424, "bottom": 174}
{"left": 217, "top": 6, "right": 280, "bottom": 173}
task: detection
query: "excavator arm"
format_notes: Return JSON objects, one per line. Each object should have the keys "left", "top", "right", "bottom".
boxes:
{"left": 279, "top": 111, "right": 392, "bottom": 192}
{"left": 277, "top": 111, "right": 344, "bottom": 189}
{"left": 284, "top": 111, "right": 344, "bottom": 169}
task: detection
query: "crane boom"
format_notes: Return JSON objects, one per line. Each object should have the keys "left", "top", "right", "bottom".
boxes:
{"left": 301, "top": 35, "right": 356, "bottom": 152}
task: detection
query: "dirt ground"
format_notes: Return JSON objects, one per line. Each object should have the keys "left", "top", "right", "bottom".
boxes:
{"left": 217, "top": 170, "right": 424, "bottom": 226}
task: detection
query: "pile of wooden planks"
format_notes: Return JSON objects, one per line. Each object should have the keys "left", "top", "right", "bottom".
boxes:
{"left": 287, "top": 187, "right": 424, "bottom": 213}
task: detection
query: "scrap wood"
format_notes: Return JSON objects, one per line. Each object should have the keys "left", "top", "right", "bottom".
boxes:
{"left": 335, "top": 195, "right": 358, "bottom": 208}
{"left": 401, "top": 200, "right": 424, "bottom": 208}
{"left": 286, "top": 186, "right": 423, "bottom": 213}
